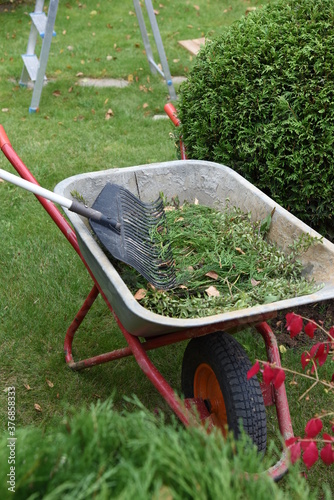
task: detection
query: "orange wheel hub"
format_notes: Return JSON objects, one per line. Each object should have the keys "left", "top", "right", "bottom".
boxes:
{"left": 194, "top": 363, "right": 228, "bottom": 435}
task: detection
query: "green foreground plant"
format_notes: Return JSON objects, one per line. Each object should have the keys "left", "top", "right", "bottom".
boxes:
{"left": 0, "top": 397, "right": 319, "bottom": 500}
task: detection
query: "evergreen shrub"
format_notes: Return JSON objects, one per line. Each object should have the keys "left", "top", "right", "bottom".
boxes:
{"left": 0, "top": 399, "right": 316, "bottom": 499}
{"left": 178, "top": 0, "right": 334, "bottom": 239}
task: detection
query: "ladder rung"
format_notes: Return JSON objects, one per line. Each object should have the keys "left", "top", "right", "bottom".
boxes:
{"left": 21, "top": 54, "right": 40, "bottom": 81}
{"left": 30, "top": 12, "right": 56, "bottom": 38}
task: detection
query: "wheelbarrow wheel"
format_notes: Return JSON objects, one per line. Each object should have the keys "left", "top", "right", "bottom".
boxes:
{"left": 181, "top": 331, "right": 267, "bottom": 453}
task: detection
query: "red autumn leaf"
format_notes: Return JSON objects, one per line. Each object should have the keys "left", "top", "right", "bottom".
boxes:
{"left": 290, "top": 442, "right": 301, "bottom": 464}
{"left": 302, "top": 441, "right": 319, "bottom": 469}
{"left": 263, "top": 363, "right": 275, "bottom": 385}
{"left": 304, "top": 321, "right": 317, "bottom": 339}
{"left": 301, "top": 439, "right": 312, "bottom": 451}
{"left": 305, "top": 418, "right": 323, "bottom": 438}
{"left": 308, "top": 343, "right": 325, "bottom": 373}
{"left": 273, "top": 368, "right": 286, "bottom": 389}
{"left": 247, "top": 360, "right": 260, "bottom": 380}
{"left": 317, "top": 343, "right": 330, "bottom": 367}
{"left": 323, "top": 433, "right": 334, "bottom": 442}
{"left": 329, "top": 327, "right": 334, "bottom": 341}
{"left": 320, "top": 444, "right": 334, "bottom": 466}
{"left": 286, "top": 312, "right": 303, "bottom": 338}
{"left": 315, "top": 342, "right": 325, "bottom": 359}
{"left": 331, "top": 373, "right": 334, "bottom": 383}
{"left": 301, "top": 351, "right": 311, "bottom": 370}
{"left": 285, "top": 437, "right": 299, "bottom": 447}
{"left": 310, "top": 342, "right": 322, "bottom": 358}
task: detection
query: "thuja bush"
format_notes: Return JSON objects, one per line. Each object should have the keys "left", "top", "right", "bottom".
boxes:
{"left": 178, "top": 0, "right": 334, "bottom": 239}
{"left": 0, "top": 399, "right": 316, "bottom": 499}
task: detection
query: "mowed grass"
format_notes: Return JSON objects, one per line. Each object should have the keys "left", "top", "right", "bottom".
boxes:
{"left": 0, "top": 0, "right": 333, "bottom": 494}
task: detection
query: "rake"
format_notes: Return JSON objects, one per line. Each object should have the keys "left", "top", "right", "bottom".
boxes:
{"left": 0, "top": 168, "right": 176, "bottom": 290}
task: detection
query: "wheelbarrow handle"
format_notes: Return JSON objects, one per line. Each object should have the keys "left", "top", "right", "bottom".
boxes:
{"left": 164, "top": 104, "right": 187, "bottom": 160}
{"left": 164, "top": 103, "right": 181, "bottom": 127}
{"left": 0, "top": 168, "right": 121, "bottom": 231}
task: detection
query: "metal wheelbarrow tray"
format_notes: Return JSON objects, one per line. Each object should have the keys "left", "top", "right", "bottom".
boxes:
{"left": 2, "top": 127, "right": 334, "bottom": 482}
{"left": 55, "top": 159, "right": 334, "bottom": 337}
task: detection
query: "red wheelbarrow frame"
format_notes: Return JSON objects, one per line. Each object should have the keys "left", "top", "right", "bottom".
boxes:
{"left": 0, "top": 125, "right": 293, "bottom": 481}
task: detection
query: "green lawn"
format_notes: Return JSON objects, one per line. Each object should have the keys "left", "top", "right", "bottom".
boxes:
{"left": 0, "top": 0, "right": 333, "bottom": 496}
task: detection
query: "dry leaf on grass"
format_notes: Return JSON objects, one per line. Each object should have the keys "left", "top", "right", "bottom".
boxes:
{"left": 105, "top": 108, "right": 114, "bottom": 120}
{"left": 235, "top": 247, "right": 245, "bottom": 255}
{"left": 251, "top": 278, "right": 261, "bottom": 287}
{"left": 205, "top": 285, "right": 220, "bottom": 297}
{"left": 46, "top": 379, "right": 54, "bottom": 388}
{"left": 24, "top": 384, "right": 31, "bottom": 390}
{"left": 205, "top": 271, "right": 219, "bottom": 280}
{"left": 134, "top": 288, "right": 147, "bottom": 300}
{"left": 245, "top": 6, "right": 257, "bottom": 15}
{"left": 34, "top": 403, "right": 42, "bottom": 412}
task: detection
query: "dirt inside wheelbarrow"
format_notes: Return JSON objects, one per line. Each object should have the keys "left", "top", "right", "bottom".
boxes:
{"left": 272, "top": 299, "right": 334, "bottom": 348}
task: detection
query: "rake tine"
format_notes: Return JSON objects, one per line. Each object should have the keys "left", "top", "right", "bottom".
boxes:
{"left": 89, "top": 183, "right": 177, "bottom": 289}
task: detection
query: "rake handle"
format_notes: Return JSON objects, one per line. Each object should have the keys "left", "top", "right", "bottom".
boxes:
{"left": 70, "top": 201, "right": 120, "bottom": 230}
{"left": 0, "top": 168, "right": 120, "bottom": 231}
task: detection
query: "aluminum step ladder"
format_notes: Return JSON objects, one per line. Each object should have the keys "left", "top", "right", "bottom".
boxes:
{"left": 20, "top": 0, "right": 58, "bottom": 113}
{"left": 133, "top": 0, "right": 177, "bottom": 101}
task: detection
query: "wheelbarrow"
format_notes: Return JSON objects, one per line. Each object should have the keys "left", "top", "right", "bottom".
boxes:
{"left": 2, "top": 125, "right": 334, "bottom": 481}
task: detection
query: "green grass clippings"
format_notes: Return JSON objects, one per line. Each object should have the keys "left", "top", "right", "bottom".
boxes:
{"left": 120, "top": 202, "right": 321, "bottom": 318}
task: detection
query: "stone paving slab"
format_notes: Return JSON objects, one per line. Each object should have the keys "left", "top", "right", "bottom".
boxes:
{"left": 78, "top": 78, "right": 129, "bottom": 88}
{"left": 78, "top": 76, "right": 187, "bottom": 88}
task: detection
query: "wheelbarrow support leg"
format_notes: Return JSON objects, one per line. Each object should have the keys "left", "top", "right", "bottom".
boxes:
{"left": 116, "top": 318, "right": 191, "bottom": 427}
{"left": 256, "top": 321, "right": 294, "bottom": 481}
{"left": 256, "top": 322, "right": 294, "bottom": 440}
{"left": 64, "top": 284, "right": 100, "bottom": 367}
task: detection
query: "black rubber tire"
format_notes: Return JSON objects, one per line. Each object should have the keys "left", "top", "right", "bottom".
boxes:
{"left": 181, "top": 331, "right": 267, "bottom": 453}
